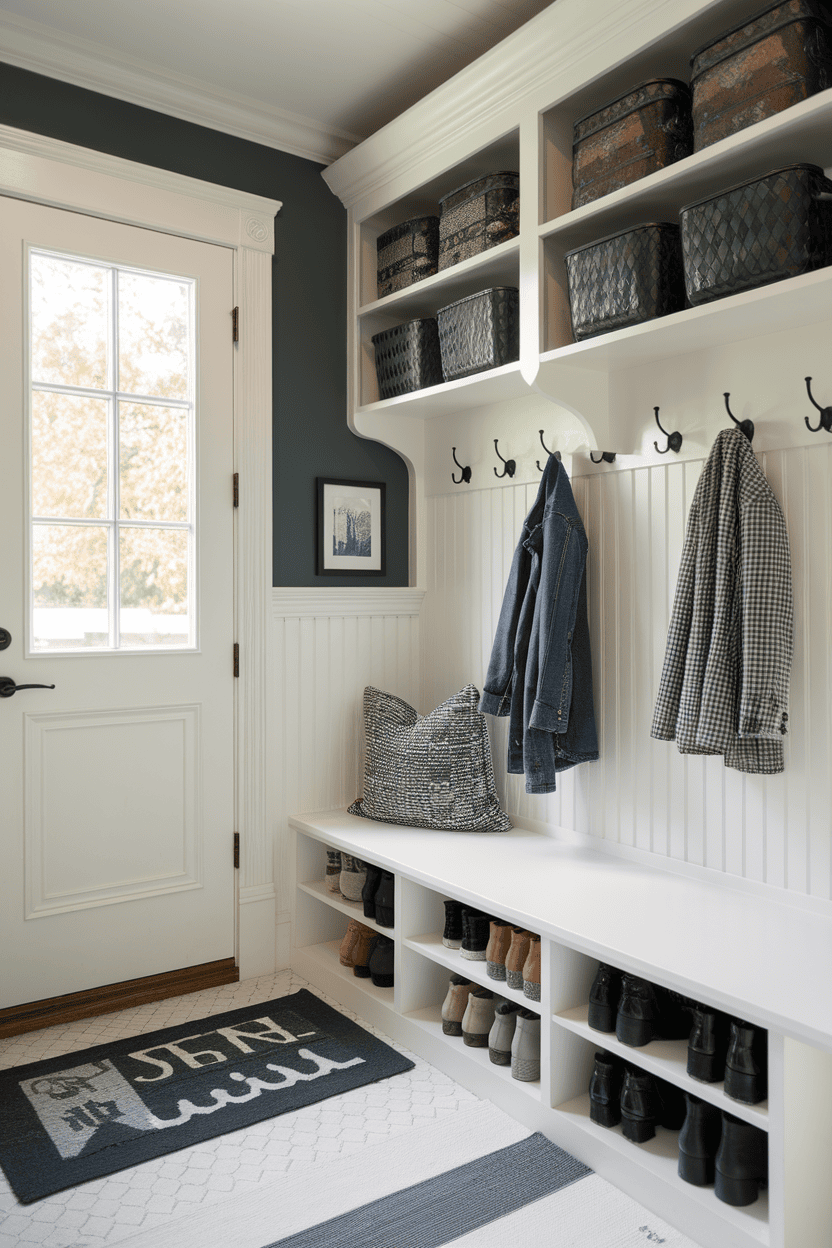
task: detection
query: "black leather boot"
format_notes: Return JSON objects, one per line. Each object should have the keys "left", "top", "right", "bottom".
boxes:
{"left": 616, "top": 976, "right": 660, "bottom": 1047}
{"left": 589, "top": 1050, "right": 623, "bottom": 1128}
{"left": 373, "top": 872, "right": 395, "bottom": 928}
{"left": 678, "top": 1092, "right": 722, "bottom": 1186}
{"left": 724, "top": 1020, "right": 767, "bottom": 1104}
{"left": 587, "top": 963, "right": 622, "bottom": 1033}
{"left": 620, "top": 1067, "right": 660, "bottom": 1142}
{"left": 367, "top": 934, "right": 394, "bottom": 987}
{"left": 460, "top": 909, "right": 490, "bottom": 960}
{"left": 442, "top": 899, "right": 463, "bottom": 948}
{"left": 687, "top": 1002, "right": 730, "bottom": 1082}
{"left": 656, "top": 1077, "right": 686, "bottom": 1130}
{"left": 714, "top": 1112, "right": 768, "bottom": 1205}
{"left": 361, "top": 864, "right": 383, "bottom": 919}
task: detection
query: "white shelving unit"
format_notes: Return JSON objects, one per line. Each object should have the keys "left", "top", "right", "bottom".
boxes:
{"left": 291, "top": 808, "right": 832, "bottom": 1248}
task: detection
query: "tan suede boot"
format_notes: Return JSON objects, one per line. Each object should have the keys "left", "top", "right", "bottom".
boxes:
{"left": 504, "top": 928, "right": 532, "bottom": 990}
{"left": 486, "top": 921, "right": 512, "bottom": 981}
{"left": 523, "top": 934, "right": 541, "bottom": 1001}
{"left": 441, "top": 975, "right": 474, "bottom": 1036}
{"left": 339, "top": 918, "right": 364, "bottom": 967}
{"left": 351, "top": 923, "right": 376, "bottom": 978}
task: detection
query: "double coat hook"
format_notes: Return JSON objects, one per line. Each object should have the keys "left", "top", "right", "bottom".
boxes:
{"left": 493, "top": 439, "right": 516, "bottom": 478}
{"left": 451, "top": 447, "right": 471, "bottom": 485}
{"left": 804, "top": 376, "right": 832, "bottom": 433}
{"left": 536, "top": 430, "right": 561, "bottom": 471}
{"left": 653, "top": 406, "right": 683, "bottom": 454}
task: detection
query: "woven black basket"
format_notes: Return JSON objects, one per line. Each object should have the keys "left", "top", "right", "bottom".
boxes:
{"left": 437, "top": 287, "right": 519, "bottom": 381}
{"left": 376, "top": 216, "right": 439, "bottom": 299}
{"left": 565, "top": 223, "right": 685, "bottom": 340}
{"left": 681, "top": 163, "right": 832, "bottom": 305}
{"left": 371, "top": 317, "right": 444, "bottom": 400}
{"left": 438, "top": 173, "right": 519, "bottom": 271}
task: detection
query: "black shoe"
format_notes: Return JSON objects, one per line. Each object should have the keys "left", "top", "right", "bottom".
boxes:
{"left": 620, "top": 1067, "right": 660, "bottom": 1142}
{"left": 442, "top": 899, "right": 463, "bottom": 948}
{"left": 678, "top": 1093, "right": 722, "bottom": 1186}
{"left": 373, "top": 872, "right": 395, "bottom": 928}
{"left": 616, "top": 977, "right": 691, "bottom": 1047}
{"left": 460, "top": 909, "right": 489, "bottom": 960}
{"left": 367, "top": 934, "right": 394, "bottom": 987}
{"left": 588, "top": 963, "right": 622, "bottom": 1033}
{"left": 655, "top": 1077, "right": 686, "bottom": 1131}
{"left": 724, "top": 1021, "right": 767, "bottom": 1104}
{"left": 687, "top": 1002, "right": 730, "bottom": 1083}
{"left": 361, "top": 864, "right": 383, "bottom": 920}
{"left": 588, "top": 1050, "right": 623, "bottom": 1128}
{"left": 714, "top": 1112, "right": 768, "bottom": 1206}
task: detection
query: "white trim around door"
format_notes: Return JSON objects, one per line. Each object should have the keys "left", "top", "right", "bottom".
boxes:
{"left": 0, "top": 122, "right": 279, "bottom": 981}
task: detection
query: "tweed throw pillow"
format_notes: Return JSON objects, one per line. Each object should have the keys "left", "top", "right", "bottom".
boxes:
{"left": 348, "top": 685, "right": 511, "bottom": 832}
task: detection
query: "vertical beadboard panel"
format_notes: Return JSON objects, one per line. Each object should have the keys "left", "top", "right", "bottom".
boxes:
{"left": 423, "top": 441, "right": 832, "bottom": 902}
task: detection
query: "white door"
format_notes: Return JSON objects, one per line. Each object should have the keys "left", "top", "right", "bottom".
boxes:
{"left": 0, "top": 197, "right": 235, "bottom": 1008}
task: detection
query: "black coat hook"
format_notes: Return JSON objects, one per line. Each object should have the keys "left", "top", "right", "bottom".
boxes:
{"left": 451, "top": 447, "right": 471, "bottom": 484}
{"left": 804, "top": 376, "right": 832, "bottom": 433}
{"left": 589, "top": 450, "right": 616, "bottom": 464}
{"left": 653, "top": 406, "right": 683, "bottom": 454}
{"left": 536, "top": 430, "right": 562, "bottom": 471}
{"left": 724, "top": 393, "right": 754, "bottom": 441}
{"left": 493, "top": 439, "right": 516, "bottom": 479}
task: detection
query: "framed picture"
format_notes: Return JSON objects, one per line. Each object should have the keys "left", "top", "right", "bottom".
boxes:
{"left": 316, "top": 478, "right": 386, "bottom": 576}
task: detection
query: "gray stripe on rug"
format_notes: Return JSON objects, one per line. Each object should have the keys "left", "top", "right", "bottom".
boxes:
{"left": 264, "top": 1132, "right": 591, "bottom": 1248}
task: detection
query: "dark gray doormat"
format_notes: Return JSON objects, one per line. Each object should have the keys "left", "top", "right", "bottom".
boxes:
{"left": 0, "top": 988, "right": 414, "bottom": 1204}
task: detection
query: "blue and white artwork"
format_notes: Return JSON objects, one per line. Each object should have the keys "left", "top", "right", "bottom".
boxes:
{"left": 319, "top": 479, "right": 385, "bottom": 574}
{"left": 332, "top": 496, "right": 371, "bottom": 558}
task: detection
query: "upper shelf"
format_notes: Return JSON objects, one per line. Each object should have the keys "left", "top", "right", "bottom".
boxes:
{"left": 358, "top": 237, "right": 519, "bottom": 326}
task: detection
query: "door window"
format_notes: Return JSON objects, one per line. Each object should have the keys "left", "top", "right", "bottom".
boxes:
{"left": 29, "top": 250, "right": 195, "bottom": 652}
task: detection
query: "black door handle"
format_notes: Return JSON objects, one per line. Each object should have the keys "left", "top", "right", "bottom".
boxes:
{"left": 0, "top": 677, "right": 56, "bottom": 698}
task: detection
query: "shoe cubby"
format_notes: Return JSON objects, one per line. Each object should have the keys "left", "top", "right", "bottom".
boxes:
{"left": 290, "top": 811, "right": 832, "bottom": 1248}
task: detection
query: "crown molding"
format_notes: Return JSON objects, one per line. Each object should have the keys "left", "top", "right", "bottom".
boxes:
{"left": 322, "top": 0, "right": 693, "bottom": 210}
{"left": 272, "top": 587, "right": 425, "bottom": 619}
{"left": 0, "top": 10, "right": 359, "bottom": 167}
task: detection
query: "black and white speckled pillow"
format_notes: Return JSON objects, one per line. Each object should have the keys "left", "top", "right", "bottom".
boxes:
{"left": 348, "top": 685, "right": 511, "bottom": 833}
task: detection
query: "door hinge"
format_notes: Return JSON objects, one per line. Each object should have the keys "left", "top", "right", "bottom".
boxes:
{"left": 232, "top": 306, "right": 239, "bottom": 342}
{"left": 233, "top": 643, "right": 239, "bottom": 677}
{"left": 233, "top": 833, "right": 240, "bottom": 869}
{"left": 233, "top": 472, "right": 239, "bottom": 507}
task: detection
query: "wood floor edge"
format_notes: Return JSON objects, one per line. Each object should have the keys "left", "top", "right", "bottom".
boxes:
{"left": 0, "top": 958, "right": 239, "bottom": 1039}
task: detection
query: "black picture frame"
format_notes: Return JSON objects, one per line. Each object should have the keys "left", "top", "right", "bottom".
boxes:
{"left": 316, "top": 477, "right": 387, "bottom": 577}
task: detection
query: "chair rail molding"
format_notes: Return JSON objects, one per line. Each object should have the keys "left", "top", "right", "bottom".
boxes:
{"left": 273, "top": 587, "right": 425, "bottom": 618}
{"left": 0, "top": 123, "right": 279, "bottom": 981}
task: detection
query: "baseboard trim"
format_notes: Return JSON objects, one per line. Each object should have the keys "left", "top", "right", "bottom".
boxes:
{"left": 0, "top": 957, "right": 239, "bottom": 1039}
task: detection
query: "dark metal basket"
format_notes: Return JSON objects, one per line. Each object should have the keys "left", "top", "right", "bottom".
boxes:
{"left": 438, "top": 173, "right": 519, "bottom": 271}
{"left": 571, "top": 80, "right": 692, "bottom": 210}
{"left": 437, "top": 287, "right": 519, "bottom": 381}
{"left": 681, "top": 163, "right": 832, "bottom": 305}
{"left": 371, "top": 317, "right": 444, "bottom": 400}
{"left": 564, "top": 223, "right": 686, "bottom": 340}
{"left": 376, "top": 216, "right": 439, "bottom": 299}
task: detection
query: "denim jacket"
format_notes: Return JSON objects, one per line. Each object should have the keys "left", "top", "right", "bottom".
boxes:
{"left": 479, "top": 454, "right": 599, "bottom": 793}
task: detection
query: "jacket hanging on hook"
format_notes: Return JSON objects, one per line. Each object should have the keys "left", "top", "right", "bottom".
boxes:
{"left": 479, "top": 453, "right": 599, "bottom": 793}
{"left": 651, "top": 427, "right": 793, "bottom": 773}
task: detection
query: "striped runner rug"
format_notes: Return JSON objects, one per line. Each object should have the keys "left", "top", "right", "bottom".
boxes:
{"left": 118, "top": 1101, "right": 703, "bottom": 1248}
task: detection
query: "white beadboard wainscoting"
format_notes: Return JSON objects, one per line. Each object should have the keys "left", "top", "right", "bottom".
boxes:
{"left": 422, "top": 443, "right": 832, "bottom": 903}
{"left": 272, "top": 588, "right": 424, "bottom": 963}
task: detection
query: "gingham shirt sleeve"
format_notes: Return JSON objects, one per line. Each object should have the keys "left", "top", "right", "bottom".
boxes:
{"left": 736, "top": 490, "right": 793, "bottom": 740}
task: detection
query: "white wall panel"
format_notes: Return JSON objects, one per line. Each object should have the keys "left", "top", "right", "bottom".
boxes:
{"left": 423, "top": 444, "right": 832, "bottom": 902}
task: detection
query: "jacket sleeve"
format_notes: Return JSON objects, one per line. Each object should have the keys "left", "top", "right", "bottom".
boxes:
{"left": 736, "top": 494, "right": 793, "bottom": 739}
{"left": 527, "top": 523, "right": 586, "bottom": 734}
{"left": 479, "top": 532, "right": 533, "bottom": 717}
{"left": 650, "top": 501, "right": 699, "bottom": 741}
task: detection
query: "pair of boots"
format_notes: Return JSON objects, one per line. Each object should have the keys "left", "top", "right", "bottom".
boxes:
{"left": 588, "top": 964, "right": 690, "bottom": 1048}
{"left": 440, "top": 978, "right": 540, "bottom": 1082}
{"left": 339, "top": 919, "right": 394, "bottom": 986}
{"left": 589, "top": 1051, "right": 685, "bottom": 1143}
{"left": 486, "top": 923, "right": 540, "bottom": 1001}
{"left": 678, "top": 1093, "right": 768, "bottom": 1206}
{"left": 361, "top": 865, "right": 394, "bottom": 928}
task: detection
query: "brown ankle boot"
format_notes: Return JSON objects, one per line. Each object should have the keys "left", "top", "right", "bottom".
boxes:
{"left": 351, "top": 923, "right": 376, "bottom": 977}
{"left": 504, "top": 929, "right": 532, "bottom": 991}
{"left": 486, "top": 921, "right": 512, "bottom": 981}
{"left": 523, "top": 934, "right": 541, "bottom": 1001}
{"left": 339, "top": 918, "right": 364, "bottom": 966}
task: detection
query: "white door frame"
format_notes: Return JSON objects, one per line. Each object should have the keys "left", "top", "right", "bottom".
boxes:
{"left": 0, "top": 122, "right": 279, "bottom": 982}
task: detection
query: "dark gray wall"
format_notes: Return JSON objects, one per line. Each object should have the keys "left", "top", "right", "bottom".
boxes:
{"left": 0, "top": 63, "right": 409, "bottom": 586}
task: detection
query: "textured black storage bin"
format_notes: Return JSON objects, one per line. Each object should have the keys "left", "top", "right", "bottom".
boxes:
{"left": 437, "top": 286, "right": 519, "bottom": 380}
{"left": 371, "top": 317, "right": 444, "bottom": 399}
{"left": 564, "top": 223, "right": 685, "bottom": 340}
{"left": 681, "top": 163, "right": 832, "bottom": 306}
{"left": 438, "top": 173, "right": 519, "bottom": 271}
{"left": 376, "top": 216, "right": 439, "bottom": 299}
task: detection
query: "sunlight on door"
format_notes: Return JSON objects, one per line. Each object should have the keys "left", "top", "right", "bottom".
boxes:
{"left": 29, "top": 250, "right": 196, "bottom": 651}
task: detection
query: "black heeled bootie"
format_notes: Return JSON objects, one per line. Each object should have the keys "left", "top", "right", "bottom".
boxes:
{"left": 373, "top": 872, "right": 395, "bottom": 928}
{"left": 724, "top": 1020, "right": 767, "bottom": 1104}
{"left": 588, "top": 963, "right": 622, "bottom": 1033}
{"left": 678, "top": 1093, "right": 722, "bottom": 1186}
{"left": 361, "top": 864, "right": 383, "bottom": 919}
{"left": 620, "top": 1067, "right": 660, "bottom": 1142}
{"left": 616, "top": 976, "right": 661, "bottom": 1047}
{"left": 714, "top": 1112, "right": 768, "bottom": 1206}
{"left": 687, "top": 1002, "right": 730, "bottom": 1083}
{"left": 589, "top": 1051, "right": 624, "bottom": 1128}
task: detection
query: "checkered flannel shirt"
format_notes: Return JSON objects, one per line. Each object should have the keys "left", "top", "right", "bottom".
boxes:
{"left": 651, "top": 428, "right": 793, "bottom": 774}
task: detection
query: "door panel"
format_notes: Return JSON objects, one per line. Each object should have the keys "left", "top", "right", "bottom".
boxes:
{"left": 0, "top": 197, "right": 235, "bottom": 1007}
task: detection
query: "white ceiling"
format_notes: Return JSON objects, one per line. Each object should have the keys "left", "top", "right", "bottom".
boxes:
{"left": 0, "top": 0, "right": 554, "bottom": 164}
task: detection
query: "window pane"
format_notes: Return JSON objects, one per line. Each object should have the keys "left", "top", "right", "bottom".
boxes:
{"left": 119, "top": 402, "right": 188, "bottom": 522}
{"left": 118, "top": 272, "right": 190, "bottom": 400}
{"left": 31, "top": 391, "right": 109, "bottom": 520}
{"left": 30, "top": 252, "right": 109, "bottom": 390}
{"left": 120, "top": 527, "right": 190, "bottom": 647}
{"left": 32, "top": 524, "right": 109, "bottom": 651}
